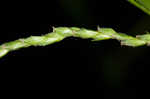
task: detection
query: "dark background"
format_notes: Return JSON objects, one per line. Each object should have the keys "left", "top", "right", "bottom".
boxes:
{"left": 0, "top": 0, "right": 150, "bottom": 98}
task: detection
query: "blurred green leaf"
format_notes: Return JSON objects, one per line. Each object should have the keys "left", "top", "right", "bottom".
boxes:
{"left": 128, "top": 0, "right": 150, "bottom": 15}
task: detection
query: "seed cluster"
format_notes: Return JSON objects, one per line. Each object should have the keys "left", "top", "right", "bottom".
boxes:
{"left": 0, "top": 27, "right": 150, "bottom": 58}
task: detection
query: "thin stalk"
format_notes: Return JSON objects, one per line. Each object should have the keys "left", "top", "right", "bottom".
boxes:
{"left": 0, "top": 27, "right": 150, "bottom": 58}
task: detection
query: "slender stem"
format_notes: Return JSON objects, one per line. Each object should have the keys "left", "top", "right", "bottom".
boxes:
{"left": 0, "top": 27, "right": 150, "bottom": 58}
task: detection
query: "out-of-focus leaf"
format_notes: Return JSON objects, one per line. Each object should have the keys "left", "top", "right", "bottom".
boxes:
{"left": 128, "top": 0, "right": 150, "bottom": 16}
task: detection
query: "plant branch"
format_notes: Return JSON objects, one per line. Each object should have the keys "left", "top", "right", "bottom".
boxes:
{"left": 0, "top": 27, "right": 150, "bottom": 58}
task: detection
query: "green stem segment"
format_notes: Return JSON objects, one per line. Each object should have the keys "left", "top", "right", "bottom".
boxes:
{"left": 0, "top": 27, "right": 150, "bottom": 58}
